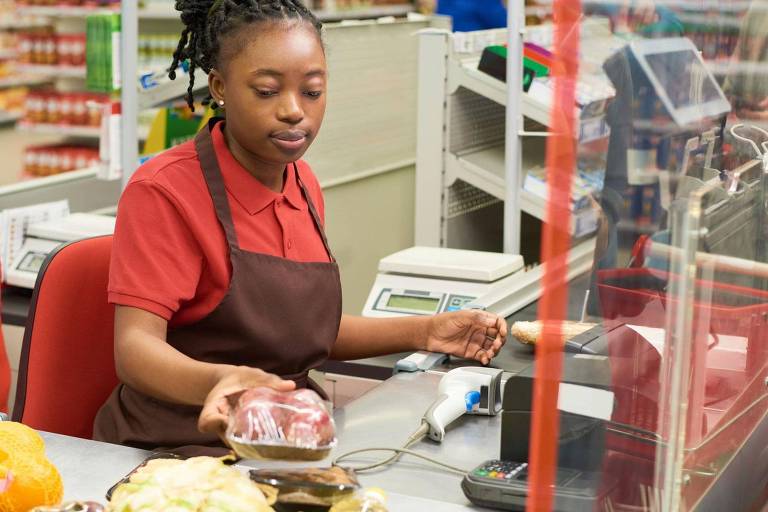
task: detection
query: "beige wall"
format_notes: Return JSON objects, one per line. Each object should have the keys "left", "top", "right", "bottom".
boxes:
{"left": 323, "top": 165, "right": 415, "bottom": 315}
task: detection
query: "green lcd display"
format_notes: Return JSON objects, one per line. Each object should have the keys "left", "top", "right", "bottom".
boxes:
{"left": 387, "top": 294, "right": 440, "bottom": 312}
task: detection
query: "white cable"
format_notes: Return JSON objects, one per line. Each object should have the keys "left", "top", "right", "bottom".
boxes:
{"left": 332, "top": 422, "right": 468, "bottom": 474}
{"left": 333, "top": 447, "right": 469, "bottom": 475}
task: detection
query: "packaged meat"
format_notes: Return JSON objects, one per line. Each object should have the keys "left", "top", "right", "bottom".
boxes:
{"left": 226, "top": 387, "right": 337, "bottom": 461}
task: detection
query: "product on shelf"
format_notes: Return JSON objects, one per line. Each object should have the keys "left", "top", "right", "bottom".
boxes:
{"left": 23, "top": 90, "right": 108, "bottom": 126}
{"left": 0, "top": 86, "right": 28, "bottom": 113}
{"left": 23, "top": 144, "right": 99, "bottom": 177}
{"left": 17, "top": 29, "right": 85, "bottom": 67}
{"left": 85, "top": 12, "right": 120, "bottom": 92}
{"left": 138, "top": 33, "right": 178, "bottom": 72}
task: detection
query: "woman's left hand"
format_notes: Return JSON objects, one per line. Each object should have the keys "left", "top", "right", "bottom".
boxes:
{"left": 425, "top": 310, "right": 507, "bottom": 365}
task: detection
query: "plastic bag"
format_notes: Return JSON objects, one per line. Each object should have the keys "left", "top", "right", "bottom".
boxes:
{"left": 226, "top": 387, "right": 337, "bottom": 461}
{"left": 249, "top": 466, "right": 359, "bottom": 506}
{"left": 329, "top": 487, "right": 389, "bottom": 512}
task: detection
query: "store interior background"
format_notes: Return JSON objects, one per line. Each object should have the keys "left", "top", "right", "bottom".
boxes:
{"left": 0, "top": 0, "right": 759, "bottom": 415}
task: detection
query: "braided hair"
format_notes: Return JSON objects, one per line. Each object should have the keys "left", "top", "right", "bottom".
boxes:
{"left": 169, "top": 0, "right": 323, "bottom": 110}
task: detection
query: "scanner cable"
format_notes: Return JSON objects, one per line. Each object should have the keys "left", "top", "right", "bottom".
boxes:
{"left": 332, "top": 422, "right": 469, "bottom": 475}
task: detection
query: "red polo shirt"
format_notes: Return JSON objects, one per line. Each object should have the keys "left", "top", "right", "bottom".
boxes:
{"left": 108, "top": 122, "right": 330, "bottom": 327}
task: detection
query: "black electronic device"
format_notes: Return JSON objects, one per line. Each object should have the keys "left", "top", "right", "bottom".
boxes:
{"left": 461, "top": 459, "right": 612, "bottom": 511}
{"left": 563, "top": 323, "right": 610, "bottom": 354}
{"left": 500, "top": 354, "right": 611, "bottom": 471}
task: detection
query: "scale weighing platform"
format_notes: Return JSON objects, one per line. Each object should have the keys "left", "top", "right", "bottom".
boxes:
{"left": 6, "top": 213, "right": 116, "bottom": 289}
{"left": 362, "top": 247, "right": 524, "bottom": 318}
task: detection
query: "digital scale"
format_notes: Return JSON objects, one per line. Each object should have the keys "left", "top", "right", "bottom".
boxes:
{"left": 362, "top": 246, "right": 525, "bottom": 318}
{"left": 6, "top": 213, "right": 116, "bottom": 289}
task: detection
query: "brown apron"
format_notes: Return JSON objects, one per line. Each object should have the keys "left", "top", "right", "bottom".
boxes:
{"left": 93, "top": 118, "right": 342, "bottom": 456}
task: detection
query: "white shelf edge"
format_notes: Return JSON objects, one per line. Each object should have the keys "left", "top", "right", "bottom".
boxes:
{"left": 138, "top": 5, "right": 179, "bottom": 19}
{"left": 135, "top": 3, "right": 413, "bottom": 21}
{"left": 0, "top": 19, "right": 51, "bottom": 30}
{"left": 138, "top": 68, "right": 209, "bottom": 110}
{"left": 452, "top": 57, "right": 552, "bottom": 127}
{"left": 0, "top": 75, "right": 50, "bottom": 88}
{"left": 16, "top": 64, "right": 86, "bottom": 78}
{"left": 447, "top": 144, "right": 596, "bottom": 235}
{"left": 15, "top": 6, "right": 119, "bottom": 17}
{"left": 0, "top": 111, "right": 21, "bottom": 124}
{"left": 315, "top": 4, "right": 413, "bottom": 21}
{"left": 17, "top": 121, "right": 101, "bottom": 138}
{"left": 0, "top": 49, "right": 17, "bottom": 59}
{"left": 0, "top": 165, "right": 100, "bottom": 196}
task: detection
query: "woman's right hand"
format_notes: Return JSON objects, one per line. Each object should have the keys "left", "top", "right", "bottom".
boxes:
{"left": 198, "top": 366, "right": 295, "bottom": 440}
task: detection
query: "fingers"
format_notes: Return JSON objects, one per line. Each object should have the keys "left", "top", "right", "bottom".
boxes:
{"left": 236, "top": 367, "right": 296, "bottom": 392}
{"left": 470, "top": 309, "right": 499, "bottom": 328}
{"left": 198, "top": 396, "right": 228, "bottom": 435}
{"left": 462, "top": 310, "right": 507, "bottom": 365}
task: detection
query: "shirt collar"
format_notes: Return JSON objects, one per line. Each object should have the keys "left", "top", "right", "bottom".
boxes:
{"left": 211, "top": 122, "right": 306, "bottom": 215}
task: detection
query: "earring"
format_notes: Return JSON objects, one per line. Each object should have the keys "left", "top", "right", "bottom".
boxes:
{"left": 218, "top": 100, "right": 225, "bottom": 107}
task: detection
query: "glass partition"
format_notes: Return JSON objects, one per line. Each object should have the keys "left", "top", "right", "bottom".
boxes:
{"left": 519, "top": 1, "right": 768, "bottom": 510}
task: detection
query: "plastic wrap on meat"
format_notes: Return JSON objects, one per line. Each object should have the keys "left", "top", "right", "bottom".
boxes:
{"left": 226, "top": 387, "right": 337, "bottom": 460}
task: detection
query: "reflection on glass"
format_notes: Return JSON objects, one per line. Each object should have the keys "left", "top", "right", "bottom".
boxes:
{"left": 516, "top": 1, "right": 768, "bottom": 511}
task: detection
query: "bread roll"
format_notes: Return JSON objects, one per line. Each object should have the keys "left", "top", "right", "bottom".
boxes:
{"left": 511, "top": 320, "right": 596, "bottom": 345}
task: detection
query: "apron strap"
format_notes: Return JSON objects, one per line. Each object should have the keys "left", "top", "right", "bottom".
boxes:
{"left": 195, "top": 118, "right": 240, "bottom": 249}
{"left": 294, "top": 163, "right": 336, "bottom": 263}
{"left": 196, "top": 118, "right": 334, "bottom": 261}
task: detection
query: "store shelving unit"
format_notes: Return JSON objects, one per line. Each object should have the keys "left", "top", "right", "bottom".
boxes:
{"left": 415, "top": 24, "right": 616, "bottom": 262}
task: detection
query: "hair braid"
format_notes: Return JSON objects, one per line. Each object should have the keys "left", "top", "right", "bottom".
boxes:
{"left": 169, "top": 0, "right": 323, "bottom": 111}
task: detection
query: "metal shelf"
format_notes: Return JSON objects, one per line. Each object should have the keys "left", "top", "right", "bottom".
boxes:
{"left": 16, "top": 64, "right": 86, "bottom": 78}
{"left": 315, "top": 4, "right": 414, "bottom": 21}
{"left": 447, "top": 144, "right": 545, "bottom": 219}
{"left": 0, "top": 75, "right": 50, "bottom": 88}
{"left": 134, "top": 3, "right": 413, "bottom": 21}
{"left": 0, "top": 19, "right": 51, "bottom": 29}
{"left": 17, "top": 121, "right": 100, "bottom": 138}
{"left": 138, "top": 68, "right": 209, "bottom": 110}
{"left": 137, "top": 4, "right": 179, "bottom": 20}
{"left": 446, "top": 143, "right": 597, "bottom": 236}
{"left": 15, "top": 5, "right": 119, "bottom": 17}
{"left": 0, "top": 111, "right": 21, "bottom": 124}
{"left": 452, "top": 57, "right": 611, "bottom": 142}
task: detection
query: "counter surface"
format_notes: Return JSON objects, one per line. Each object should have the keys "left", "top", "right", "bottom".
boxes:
{"left": 40, "top": 372, "right": 494, "bottom": 510}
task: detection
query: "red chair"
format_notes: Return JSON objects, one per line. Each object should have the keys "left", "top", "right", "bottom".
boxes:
{"left": 12, "top": 236, "right": 117, "bottom": 439}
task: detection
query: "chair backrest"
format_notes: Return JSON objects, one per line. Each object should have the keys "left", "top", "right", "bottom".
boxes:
{"left": 12, "top": 235, "right": 117, "bottom": 439}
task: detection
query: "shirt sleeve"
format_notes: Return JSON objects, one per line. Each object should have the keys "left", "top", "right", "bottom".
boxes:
{"left": 108, "top": 178, "right": 204, "bottom": 320}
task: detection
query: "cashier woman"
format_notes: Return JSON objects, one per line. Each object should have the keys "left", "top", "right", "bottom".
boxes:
{"left": 92, "top": 0, "right": 507, "bottom": 455}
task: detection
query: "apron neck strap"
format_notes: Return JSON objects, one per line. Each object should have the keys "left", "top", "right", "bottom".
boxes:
{"left": 294, "top": 165, "right": 336, "bottom": 262}
{"left": 196, "top": 118, "right": 336, "bottom": 261}
{"left": 195, "top": 118, "right": 240, "bottom": 249}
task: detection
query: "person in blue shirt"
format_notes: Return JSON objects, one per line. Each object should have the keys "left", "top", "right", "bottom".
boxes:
{"left": 436, "top": 0, "right": 507, "bottom": 32}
